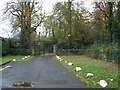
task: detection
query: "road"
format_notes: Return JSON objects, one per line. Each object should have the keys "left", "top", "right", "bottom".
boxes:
{"left": 0, "top": 55, "right": 87, "bottom": 88}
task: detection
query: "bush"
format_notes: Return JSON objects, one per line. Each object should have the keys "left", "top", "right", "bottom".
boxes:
{"left": 85, "top": 44, "right": 102, "bottom": 59}
{"left": 0, "top": 37, "right": 2, "bottom": 56}
{"left": 57, "top": 49, "right": 84, "bottom": 55}
{"left": 9, "top": 48, "right": 32, "bottom": 55}
{"left": 85, "top": 43, "right": 119, "bottom": 63}
{"left": 2, "top": 38, "right": 10, "bottom": 56}
{"left": 1, "top": 37, "right": 32, "bottom": 56}
{"left": 104, "top": 43, "right": 119, "bottom": 63}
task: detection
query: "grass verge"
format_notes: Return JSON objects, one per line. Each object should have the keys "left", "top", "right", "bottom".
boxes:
{"left": 55, "top": 55, "right": 119, "bottom": 88}
{"left": 0, "top": 55, "right": 34, "bottom": 64}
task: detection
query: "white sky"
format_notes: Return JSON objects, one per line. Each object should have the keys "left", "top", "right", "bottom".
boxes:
{"left": 0, "top": 0, "right": 94, "bottom": 38}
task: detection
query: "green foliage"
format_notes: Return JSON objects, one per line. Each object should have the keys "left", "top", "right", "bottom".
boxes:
{"left": 0, "top": 37, "right": 2, "bottom": 56}
{"left": 3, "top": 1, "right": 120, "bottom": 57}
{"left": 87, "top": 44, "right": 103, "bottom": 59}
{"left": 44, "top": 1, "right": 94, "bottom": 50}
{"left": 40, "top": 36, "right": 53, "bottom": 53}
{"left": 57, "top": 49, "right": 85, "bottom": 55}
{"left": 2, "top": 38, "right": 10, "bottom": 56}
{"left": 104, "top": 43, "right": 119, "bottom": 63}
{"left": 1, "top": 37, "right": 32, "bottom": 56}
{"left": 5, "top": 1, "right": 44, "bottom": 50}
{"left": 9, "top": 48, "right": 31, "bottom": 55}
{"left": 85, "top": 43, "right": 119, "bottom": 63}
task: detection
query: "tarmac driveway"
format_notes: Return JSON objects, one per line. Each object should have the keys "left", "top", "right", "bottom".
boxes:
{"left": 1, "top": 55, "right": 87, "bottom": 88}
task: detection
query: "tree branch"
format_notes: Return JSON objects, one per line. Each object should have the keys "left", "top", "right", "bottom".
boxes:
{"left": 31, "top": 12, "right": 46, "bottom": 33}
{"left": 10, "top": 11, "right": 20, "bottom": 18}
{"left": 95, "top": 2, "right": 109, "bottom": 18}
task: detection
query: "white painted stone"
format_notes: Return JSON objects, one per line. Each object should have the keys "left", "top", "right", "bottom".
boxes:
{"left": 98, "top": 80, "right": 108, "bottom": 88}
{"left": 68, "top": 62, "right": 73, "bottom": 66}
{"left": 76, "top": 74, "right": 79, "bottom": 77}
{"left": 58, "top": 57, "right": 61, "bottom": 60}
{"left": 56, "top": 55, "right": 58, "bottom": 58}
{"left": 60, "top": 59, "right": 63, "bottom": 61}
{"left": 22, "top": 58, "right": 25, "bottom": 60}
{"left": 65, "top": 61, "right": 67, "bottom": 63}
{"left": 75, "top": 67, "right": 82, "bottom": 71}
{"left": 5, "top": 65, "right": 12, "bottom": 69}
{"left": 86, "top": 73, "right": 94, "bottom": 78}
{"left": 0, "top": 65, "right": 12, "bottom": 71}
{"left": 56, "top": 55, "right": 61, "bottom": 60}
{"left": 24, "top": 56, "right": 28, "bottom": 59}
{"left": 28, "top": 55, "right": 30, "bottom": 57}
{"left": 110, "top": 79, "right": 113, "bottom": 81}
{"left": 13, "top": 59, "right": 16, "bottom": 61}
{"left": 0, "top": 68, "right": 5, "bottom": 71}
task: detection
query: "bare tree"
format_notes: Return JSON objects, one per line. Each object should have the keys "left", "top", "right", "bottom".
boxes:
{"left": 4, "top": 0, "right": 45, "bottom": 49}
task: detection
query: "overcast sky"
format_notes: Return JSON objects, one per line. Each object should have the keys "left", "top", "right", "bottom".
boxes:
{"left": 0, "top": 0, "right": 94, "bottom": 38}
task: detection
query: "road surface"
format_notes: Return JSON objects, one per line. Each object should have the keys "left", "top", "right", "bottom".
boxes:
{"left": 0, "top": 55, "right": 87, "bottom": 88}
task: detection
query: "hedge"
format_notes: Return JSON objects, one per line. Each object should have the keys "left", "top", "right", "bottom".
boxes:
{"left": 2, "top": 38, "right": 10, "bottom": 56}
{"left": 85, "top": 43, "right": 119, "bottom": 64}
{"left": 9, "top": 48, "right": 32, "bottom": 55}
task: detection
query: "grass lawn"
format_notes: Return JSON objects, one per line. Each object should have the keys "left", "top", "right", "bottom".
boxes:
{"left": 55, "top": 55, "right": 119, "bottom": 88}
{"left": 0, "top": 55, "right": 34, "bottom": 64}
